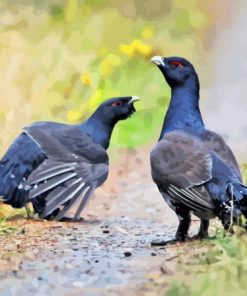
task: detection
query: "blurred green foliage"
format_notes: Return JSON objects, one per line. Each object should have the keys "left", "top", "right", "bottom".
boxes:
{"left": 0, "top": 0, "right": 214, "bottom": 150}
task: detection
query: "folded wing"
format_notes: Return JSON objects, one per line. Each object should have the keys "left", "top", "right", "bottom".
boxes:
{"left": 23, "top": 122, "right": 109, "bottom": 220}
{"left": 151, "top": 130, "right": 215, "bottom": 211}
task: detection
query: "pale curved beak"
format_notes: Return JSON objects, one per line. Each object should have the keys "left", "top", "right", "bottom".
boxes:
{"left": 151, "top": 56, "right": 165, "bottom": 66}
{"left": 128, "top": 96, "right": 140, "bottom": 104}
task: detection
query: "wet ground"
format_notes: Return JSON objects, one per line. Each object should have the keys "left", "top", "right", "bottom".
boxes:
{"left": 0, "top": 148, "right": 202, "bottom": 296}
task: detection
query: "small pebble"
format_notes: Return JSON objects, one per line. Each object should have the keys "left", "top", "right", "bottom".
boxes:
{"left": 103, "top": 230, "right": 109, "bottom": 234}
{"left": 124, "top": 252, "right": 132, "bottom": 257}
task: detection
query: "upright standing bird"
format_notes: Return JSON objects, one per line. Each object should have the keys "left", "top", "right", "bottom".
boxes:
{"left": 150, "top": 55, "right": 247, "bottom": 243}
{"left": 0, "top": 96, "right": 139, "bottom": 221}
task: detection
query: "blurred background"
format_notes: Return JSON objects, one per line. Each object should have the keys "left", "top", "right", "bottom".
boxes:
{"left": 0, "top": 0, "right": 246, "bottom": 158}
{"left": 1, "top": 2, "right": 247, "bottom": 294}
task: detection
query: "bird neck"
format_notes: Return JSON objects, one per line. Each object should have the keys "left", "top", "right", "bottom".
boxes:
{"left": 79, "top": 110, "right": 116, "bottom": 149}
{"left": 159, "top": 84, "right": 204, "bottom": 140}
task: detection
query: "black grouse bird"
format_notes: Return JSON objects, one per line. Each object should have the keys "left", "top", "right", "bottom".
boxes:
{"left": 0, "top": 96, "right": 139, "bottom": 221}
{"left": 150, "top": 55, "right": 247, "bottom": 242}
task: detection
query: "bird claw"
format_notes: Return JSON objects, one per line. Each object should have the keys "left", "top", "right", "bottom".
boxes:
{"left": 151, "top": 232, "right": 215, "bottom": 246}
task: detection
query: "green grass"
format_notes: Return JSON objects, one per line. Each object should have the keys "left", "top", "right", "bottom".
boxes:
{"left": 166, "top": 231, "right": 247, "bottom": 296}
{"left": 0, "top": 219, "right": 17, "bottom": 235}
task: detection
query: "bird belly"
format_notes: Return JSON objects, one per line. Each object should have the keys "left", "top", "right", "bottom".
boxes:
{"left": 192, "top": 209, "right": 216, "bottom": 220}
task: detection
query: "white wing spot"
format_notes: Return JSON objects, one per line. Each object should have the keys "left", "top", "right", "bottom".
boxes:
{"left": 18, "top": 184, "right": 23, "bottom": 189}
{"left": 24, "top": 185, "right": 31, "bottom": 191}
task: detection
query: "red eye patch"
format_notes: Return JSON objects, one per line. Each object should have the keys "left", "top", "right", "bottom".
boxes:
{"left": 170, "top": 61, "right": 183, "bottom": 68}
{"left": 112, "top": 101, "right": 122, "bottom": 107}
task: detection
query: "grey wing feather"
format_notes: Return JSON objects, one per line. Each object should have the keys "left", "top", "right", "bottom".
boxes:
{"left": 151, "top": 131, "right": 212, "bottom": 188}
{"left": 29, "top": 171, "right": 77, "bottom": 198}
{"left": 54, "top": 185, "right": 90, "bottom": 221}
{"left": 151, "top": 130, "right": 214, "bottom": 211}
{"left": 21, "top": 121, "right": 109, "bottom": 220}
{"left": 168, "top": 188, "right": 204, "bottom": 211}
{"left": 41, "top": 179, "right": 86, "bottom": 218}
{"left": 23, "top": 122, "right": 108, "bottom": 163}
{"left": 25, "top": 159, "right": 108, "bottom": 219}
{"left": 27, "top": 161, "right": 77, "bottom": 185}
{"left": 73, "top": 184, "right": 96, "bottom": 220}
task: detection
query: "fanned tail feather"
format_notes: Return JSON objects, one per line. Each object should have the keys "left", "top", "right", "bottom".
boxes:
{"left": 41, "top": 179, "right": 86, "bottom": 217}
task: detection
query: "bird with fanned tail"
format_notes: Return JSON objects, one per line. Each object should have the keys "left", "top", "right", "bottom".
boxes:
{"left": 0, "top": 96, "right": 139, "bottom": 221}
{"left": 150, "top": 55, "right": 247, "bottom": 244}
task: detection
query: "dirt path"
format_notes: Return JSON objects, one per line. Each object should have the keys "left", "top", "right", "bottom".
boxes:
{"left": 0, "top": 148, "right": 201, "bottom": 296}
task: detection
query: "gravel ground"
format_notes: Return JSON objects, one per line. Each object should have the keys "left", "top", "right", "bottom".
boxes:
{"left": 0, "top": 148, "right": 202, "bottom": 296}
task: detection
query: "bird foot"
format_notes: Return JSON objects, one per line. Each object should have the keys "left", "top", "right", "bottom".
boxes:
{"left": 59, "top": 217, "right": 84, "bottom": 222}
{"left": 151, "top": 239, "right": 178, "bottom": 246}
{"left": 151, "top": 235, "right": 190, "bottom": 246}
{"left": 192, "top": 232, "right": 209, "bottom": 240}
{"left": 151, "top": 233, "right": 216, "bottom": 246}
{"left": 191, "top": 233, "right": 216, "bottom": 241}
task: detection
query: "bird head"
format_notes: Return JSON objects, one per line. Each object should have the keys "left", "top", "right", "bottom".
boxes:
{"left": 151, "top": 56, "right": 199, "bottom": 89}
{"left": 97, "top": 96, "right": 140, "bottom": 124}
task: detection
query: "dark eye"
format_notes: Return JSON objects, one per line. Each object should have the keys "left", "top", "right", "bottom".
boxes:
{"left": 170, "top": 61, "right": 183, "bottom": 68}
{"left": 112, "top": 101, "right": 122, "bottom": 107}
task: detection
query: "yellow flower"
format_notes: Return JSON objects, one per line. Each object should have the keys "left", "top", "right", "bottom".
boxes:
{"left": 81, "top": 72, "right": 91, "bottom": 86}
{"left": 119, "top": 39, "right": 152, "bottom": 58}
{"left": 67, "top": 110, "right": 81, "bottom": 122}
{"left": 99, "top": 54, "right": 121, "bottom": 77}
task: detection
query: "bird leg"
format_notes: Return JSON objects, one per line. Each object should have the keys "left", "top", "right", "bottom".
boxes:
{"left": 195, "top": 219, "right": 209, "bottom": 239}
{"left": 25, "top": 204, "right": 32, "bottom": 219}
{"left": 175, "top": 208, "right": 191, "bottom": 241}
{"left": 151, "top": 207, "right": 191, "bottom": 246}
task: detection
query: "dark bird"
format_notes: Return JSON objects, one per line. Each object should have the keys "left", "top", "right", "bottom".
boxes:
{"left": 0, "top": 96, "right": 139, "bottom": 221}
{"left": 150, "top": 55, "right": 247, "bottom": 243}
